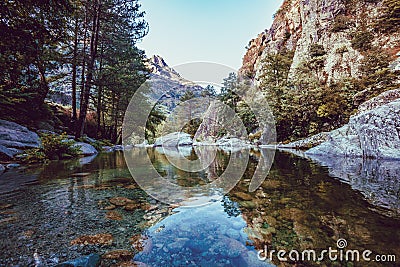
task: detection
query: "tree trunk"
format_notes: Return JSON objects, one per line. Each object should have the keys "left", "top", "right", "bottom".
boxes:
{"left": 96, "top": 43, "right": 104, "bottom": 138}
{"left": 79, "top": 8, "right": 88, "bottom": 108}
{"left": 36, "top": 60, "right": 49, "bottom": 108}
{"left": 76, "top": 0, "right": 101, "bottom": 139}
{"left": 71, "top": 15, "right": 79, "bottom": 124}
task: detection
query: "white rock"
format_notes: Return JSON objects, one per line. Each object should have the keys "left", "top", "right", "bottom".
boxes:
{"left": 72, "top": 142, "right": 98, "bottom": 156}
{"left": 154, "top": 132, "right": 193, "bottom": 147}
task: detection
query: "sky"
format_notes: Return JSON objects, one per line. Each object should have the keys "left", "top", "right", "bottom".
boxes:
{"left": 137, "top": 0, "right": 283, "bottom": 74}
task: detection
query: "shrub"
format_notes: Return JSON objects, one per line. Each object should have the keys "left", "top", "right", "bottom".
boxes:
{"left": 309, "top": 44, "right": 326, "bottom": 58}
{"left": 22, "top": 133, "right": 80, "bottom": 163}
{"left": 331, "top": 15, "right": 351, "bottom": 32}
{"left": 376, "top": 0, "right": 400, "bottom": 33}
{"left": 41, "top": 133, "right": 79, "bottom": 160}
{"left": 351, "top": 30, "right": 373, "bottom": 51}
{"left": 22, "top": 149, "right": 47, "bottom": 164}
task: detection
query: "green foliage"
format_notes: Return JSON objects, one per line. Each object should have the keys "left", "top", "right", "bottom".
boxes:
{"left": 219, "top": 73, "right": 259, "bottom": 135}
{"left": 22, "top": 149, "right": 47, "bottom": 164}
{"left": 309, "top": 44, "right": 326, "bottom": 58}
{"left": 145, "top": 106, "right": 166, "bottom": 142}
{"left": 351, "top": 30, "right": 373, "bottom": 51}
{"left": 353, "top": 48, "right": 400, "bottom": 103}
{"left": 41, "top": 133, "right": 79, "bottom": 160}
{"left": 331, "top": 15, "right": 352, "bottom": 32}
{"left": 258, "top": 49, "right": 357, "bottom": 142}
{"left": 22, "top": 133, "right": 79, "bottom": 163}
{"left": 376, "top": 0, "right": 400, "bottom": 33}
{"left": 0, "top": 0, "right": 72, "bottom": 122}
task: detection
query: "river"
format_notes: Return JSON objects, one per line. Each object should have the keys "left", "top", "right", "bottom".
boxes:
{"left": 0, "top": 148, "right": 399, "bottom": 266}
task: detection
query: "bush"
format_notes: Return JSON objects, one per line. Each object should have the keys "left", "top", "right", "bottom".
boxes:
{"left": 351, "top": 30, "right": 373, "bottom": 51}
{"left": 331, "top": 15, "right": 351, "bottom": 32}
{"left": 309, "top": 44, "right": 326, "bottom": 58}
{"left": 22, "top": 133, "right": 80, "bottom": 163}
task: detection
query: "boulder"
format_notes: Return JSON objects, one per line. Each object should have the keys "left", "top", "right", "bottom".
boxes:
{"left": 307, "top": 98, "right": 400, "bottom": 159}
{"left": 0, "top": 144, "right": 16, "bottom": 160}
{"left": 56, "top": 253, "right": 100, "bottom": 267}
{"left": 216, "top": 137, "right": 251, "bottom": 152}
{"left": 0, "top": 164, "right": 4, "bottom": 174}
{"left": 72, "top": 142, "right": 98, "bottom": 156}
{"left": 0, "top": 120, "right": 40, "bottom": 149}
{"left": 154, "top": 132, "right": 193, "bottom": 147}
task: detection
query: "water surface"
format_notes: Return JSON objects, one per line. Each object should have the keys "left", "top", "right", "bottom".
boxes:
{"left": 0, "top": 148, "right": 399, "bottom": 266}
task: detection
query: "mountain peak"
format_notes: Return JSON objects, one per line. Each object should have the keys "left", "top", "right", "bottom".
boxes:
{"left": 147, "top": 55, "right": 181, "bottom": 79}
{"left": 150, "top": 55, "right": 168, "bottom": 68}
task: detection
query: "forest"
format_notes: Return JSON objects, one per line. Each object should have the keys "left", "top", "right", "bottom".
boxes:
{"left": 0, "top": 0, "right": 149, "bottom": 143}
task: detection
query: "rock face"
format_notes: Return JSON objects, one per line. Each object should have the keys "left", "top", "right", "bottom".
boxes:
{"left": 0, "top": 120, "right": 40, "bottom": 151}
{"left": 307, "top": 93, "right": 400, "bottom": 159}
{"left": 146, "top": 55, "right": 205, "bottom": 111}
{"left": 154, "top": 132, "right": 193, "bottom": 147}
{"left": 240, "top": 0, "right": 400, "bottom": 83}
{"left": 72, "top": 142, "right": 98, "bottom": 156}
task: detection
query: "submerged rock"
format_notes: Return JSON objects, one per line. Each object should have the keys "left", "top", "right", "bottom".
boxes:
{"left": 102, "top": 250, "right": 133, "bottom": 260}
{"left": 56, "top": 253, "right": 100, "bottom": 267}
{"left": 109, "top": 197, "right": 135, "bottom": 206}
{"left": 70, "top": 233, "right": 113, "bottom": 246}
{"left": 105, "top": 211, "right": 123, "bottom": 221}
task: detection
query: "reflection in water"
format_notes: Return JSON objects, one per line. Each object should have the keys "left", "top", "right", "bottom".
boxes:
{"left": 0, "top": 149, "right": 399, "bottom": 266}
{"left": 134, "top": 202, "right": 273, "bottom": 267}
{"left": 305, "top": 154, "right": 400, "bottom": 214}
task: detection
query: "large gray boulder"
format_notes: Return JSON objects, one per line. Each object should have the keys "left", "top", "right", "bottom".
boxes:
{"left": 307, "top": 97, "right": 400, "bottom": 159}
{"left": 0, "top": 120, "right": 40, "bottom": 149}
{"left": 72, "top": 142, "right": 98, "bottom": 156}
{"left": 0, "top": 144, "right": 17, "bottom": 160}
{"left": 154, "top": 132, "right": 193, "bottom": 147}
{"left": 216, "top": 137, "right": 252, "bottom": 152}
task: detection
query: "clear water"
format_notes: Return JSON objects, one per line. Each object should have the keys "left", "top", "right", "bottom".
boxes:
{"left": 0, "top": 148, "right": 399, "bottom": 266}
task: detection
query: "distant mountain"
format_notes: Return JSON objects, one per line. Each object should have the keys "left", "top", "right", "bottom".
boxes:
{"left": 145, "top": 55, "right": 205, "bottom": 110}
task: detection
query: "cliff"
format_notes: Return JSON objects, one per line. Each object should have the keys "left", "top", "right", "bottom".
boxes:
{"left": 240, "top": 0, "right": 400, "bottom": 83}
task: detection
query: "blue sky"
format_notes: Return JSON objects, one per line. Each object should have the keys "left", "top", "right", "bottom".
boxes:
{"left": 137, "top": 0, "right": 283, "bottom": 71}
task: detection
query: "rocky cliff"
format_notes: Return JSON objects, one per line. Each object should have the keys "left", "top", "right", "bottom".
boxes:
{"left": 240, "top": 0, "right": 400, "bottom": 83}
{"left": 145, "top": 55, "right": 205, "bottom": 111}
